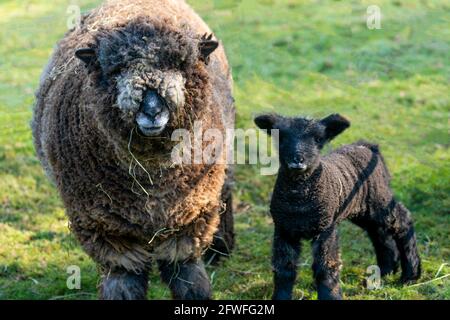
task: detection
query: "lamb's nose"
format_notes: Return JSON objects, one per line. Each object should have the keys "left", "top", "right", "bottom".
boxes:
{"left": 142, "top": 89, "right": 165, "bottom": 117}
{"left": 288, "top": 156, "right": 308, "bottom": 171}
{"left": 291, "top": 156, "right": 305, "bottom": 165}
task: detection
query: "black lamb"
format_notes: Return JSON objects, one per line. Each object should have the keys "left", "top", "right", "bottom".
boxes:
{"left": 254, "top": 113, "right": 421, "bottom": 300}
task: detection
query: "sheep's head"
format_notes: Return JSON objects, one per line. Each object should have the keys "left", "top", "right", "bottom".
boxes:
{"left": 74, "top": 19, "right": 218, "bottom": 137}
{"left": 255, "top": 113, "right": 350, "bottom": 174}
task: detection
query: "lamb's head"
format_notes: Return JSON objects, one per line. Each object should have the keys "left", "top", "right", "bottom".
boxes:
{"left": 255, "top": 113, "right": 350, "bottom": 174}
{"left": 74, "top": 19, "right": 218, "bottom": 137}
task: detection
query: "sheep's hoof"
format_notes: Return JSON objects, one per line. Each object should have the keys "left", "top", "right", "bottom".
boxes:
{"left": 100, "top": 271, "right": 148, "bottom": 300}
{"left": 158, "top": 260, "right": 212, "bottom": 300}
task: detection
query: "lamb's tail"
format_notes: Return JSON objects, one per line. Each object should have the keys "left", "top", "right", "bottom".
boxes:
{"left": 356, "top": 140, "right": 391, "bottom": 182}
{"left": 355, "top": 140, "right": 379, "bottom": 153}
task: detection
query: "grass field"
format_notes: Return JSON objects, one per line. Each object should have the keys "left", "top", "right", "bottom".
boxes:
{"left": 0, "top": 0, "right": 449, "bottom": 300}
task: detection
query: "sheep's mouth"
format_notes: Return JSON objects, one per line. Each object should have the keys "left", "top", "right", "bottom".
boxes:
{"left": 135, "top": 112, "right": 169, "bottom": 136}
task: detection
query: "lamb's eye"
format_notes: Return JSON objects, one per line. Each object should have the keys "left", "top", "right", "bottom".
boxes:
{"left": 315, "top": 137, "right": 323, "bottom": 143}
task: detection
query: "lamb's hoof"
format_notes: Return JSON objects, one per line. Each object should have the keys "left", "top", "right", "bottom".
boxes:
{"left": 379, "top": 264, "right": 399, "bottom": 277}
{"left": 400, "top": 272, "right": 421, "bottom": 285}
{"left": 272, "top": 292, "right": 292, "bottom": 300}
{"left": 400, "top": 263, "right": 421, "bottom": 284}
{"left": 317, "top": 284, "right": 342, "bottom": 300}
{"left": 318, "top": 293, "right": 342, "bottom": 300}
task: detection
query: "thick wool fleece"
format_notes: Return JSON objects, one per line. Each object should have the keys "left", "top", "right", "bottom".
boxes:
{"left": 32, "top": 0, "right": 234, "bottom": 273}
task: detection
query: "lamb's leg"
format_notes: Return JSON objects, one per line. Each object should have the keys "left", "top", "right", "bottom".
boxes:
{"left": 368, "top": 228, "right": 400, "bottom": 276}
{"left": 312, "top": 227, "right": 342, "bottom": 300}
{"left": 351, "top": 217, "right": 400, "bottom": 276}
{"left": 272, "top": 228, "right": 301, "bottom": 300}
{"left": 100, "top": 268, "right": 149, "bottom": 300}
{"left": 388, "top": 202, "right": 421, "bottom": 283}
{"left": 363, "top": 224, "right": 400, "bottom": 276}
{"left": 158, "top": 259, "right": 211, "bottom": 300}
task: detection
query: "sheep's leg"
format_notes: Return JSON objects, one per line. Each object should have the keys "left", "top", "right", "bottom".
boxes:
{"left": 158, "top": 259, "right": 211, "bottom": 300}
{"left": 272, "top": 228, "right": 301, "bottom": 300}
{"left": 388, "top": 202, "right": 421, "bottom": 283}
{"left": 312, "top": 227, "right": 342, "bottom": 300}
{"left": 100, "top": 268, "right": 149, "bottom": 300}
{"left": 204, "top": 169, "right": 235, "bottom": 265}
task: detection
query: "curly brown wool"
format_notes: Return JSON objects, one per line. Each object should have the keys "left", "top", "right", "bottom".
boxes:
{"left": 32, "top": 0, "right": 235, "bottom": 300}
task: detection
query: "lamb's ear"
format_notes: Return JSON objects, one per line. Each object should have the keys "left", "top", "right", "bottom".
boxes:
{"left": 320, "top": 114, "right": 350, "bottom": 141}
{"left": 254, "top": 114, "right": 280, "bottom": 135}
{"left": 75, "top": 48, "right": 96, "bottom": 65}
{"left": 199, "top": 34, "right": 218, "bottom": 62}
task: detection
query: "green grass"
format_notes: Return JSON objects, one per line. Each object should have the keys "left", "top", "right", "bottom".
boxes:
{"left": 0, "top": 0, "right": 449, "bottom": 300}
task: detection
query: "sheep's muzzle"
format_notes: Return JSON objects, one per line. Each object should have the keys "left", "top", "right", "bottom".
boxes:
{"left": 135, "top": 89, "right": 170, "bottom": 136}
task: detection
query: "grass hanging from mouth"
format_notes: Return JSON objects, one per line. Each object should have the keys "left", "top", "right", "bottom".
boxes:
{"left": 127, "top": 127, "right": 153, "bottom": 197}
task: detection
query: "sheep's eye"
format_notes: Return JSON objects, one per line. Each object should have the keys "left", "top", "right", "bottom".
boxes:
{"left": 315, "top": 136, "right": 323, "bottom": 143}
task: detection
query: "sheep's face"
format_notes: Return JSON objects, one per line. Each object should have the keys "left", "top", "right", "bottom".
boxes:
{"left": 113, "top": 66, "right": 184, "bottom": 136}
{"left": 74, "top": 20, "right": 218, "bottom": 137}
{"left": 255, "top": 113, "right": 350, "bottom": 174}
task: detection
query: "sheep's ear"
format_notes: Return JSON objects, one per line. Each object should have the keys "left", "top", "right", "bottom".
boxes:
{"left": 320, "top": 114, "right": 350, "bottom": 141}
{"left": 199, "top": 33, "right": 218, "bottom": 63}
{"left": 254, "top": 114, "right": 280, "bottom": 135}
{"left": 75, "top": 48, "right": 96, "bottom": 65}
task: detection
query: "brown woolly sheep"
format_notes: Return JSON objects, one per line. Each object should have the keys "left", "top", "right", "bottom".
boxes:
{"left": 32, "top": 0, "right": 235, "bottom": 300}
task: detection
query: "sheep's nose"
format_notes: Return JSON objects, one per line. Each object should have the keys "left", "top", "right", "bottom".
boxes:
{"left": 136, "top": 89, "right": 169, "bottom": 137}
{"left": 141, "top": 89, "right": 165, "bottom": 117}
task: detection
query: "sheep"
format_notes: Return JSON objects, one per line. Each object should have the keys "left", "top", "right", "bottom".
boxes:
{"left": 254, "top": 113, "right": 421, "bottom": 300}
{"left": 32, "top": 0, "right": 235, "bottom": 300}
